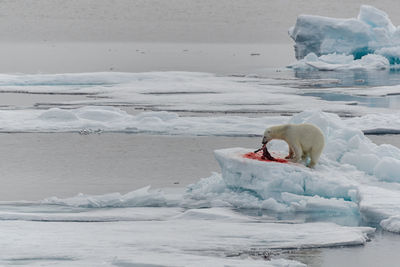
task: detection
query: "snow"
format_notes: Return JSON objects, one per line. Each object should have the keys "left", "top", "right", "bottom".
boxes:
{"left": 289, "top": 5, "right": 400, "bottom": 70}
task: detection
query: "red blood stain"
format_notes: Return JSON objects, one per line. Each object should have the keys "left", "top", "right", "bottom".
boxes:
{"left": 243, "top": 150, "right": 288, "bottom": 163}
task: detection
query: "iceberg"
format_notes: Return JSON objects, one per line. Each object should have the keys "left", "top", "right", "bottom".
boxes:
{"left": 289, "top": 5, "right": 400, "bottom": 69}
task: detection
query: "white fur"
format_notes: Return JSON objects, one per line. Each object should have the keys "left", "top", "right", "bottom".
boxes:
{"left": 263, "top": 123, "right": 325, "bottom": 168}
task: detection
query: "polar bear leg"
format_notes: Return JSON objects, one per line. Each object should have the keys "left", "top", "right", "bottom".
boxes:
{"left": 286, "top": 146, "right": 294, "bottom": 159}
{"left": 292, "top": 144, "right": 303, "bottom": 163}
{"left": 309, "top": 147, "right": 322, "bottom": 168}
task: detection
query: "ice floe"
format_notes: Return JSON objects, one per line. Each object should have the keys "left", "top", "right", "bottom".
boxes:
{"left": 7, "top": 110, "right": 400, "bottom": 265}
{"left": 0, "top": 105, "right": 399, "bottom": 135}
{"left": 380, "top": 215, "right": 400, "bottom": 233}
{"left": 0, "top": 204, "right": 372, "bottom": 266}
{"left": 0, "top": 71, "right": 398, "bottom": 116}
{"left": 289, "top": 5, "right": 400, "bottom": 70}
{"left": 289, "top": 53, "right": 390, "bottom": 71}
{"left": 208, "top": 111, "right": 400, "bottom": 231}
{"left": 17, "top": 110, "right": 400, "bottom": 232}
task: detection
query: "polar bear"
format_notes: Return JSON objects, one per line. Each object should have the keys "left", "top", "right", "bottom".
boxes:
{"left": 262, "top": 123, "right": 325, "bottom": 168}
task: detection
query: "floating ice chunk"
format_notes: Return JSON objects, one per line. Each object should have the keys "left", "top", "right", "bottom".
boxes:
{"left": 43, "top": 186, "right": 180, "bottom": 208}
{"left": 214, "top": 147, "right": 359, "bottom": 201}
{"left": 380, "top": 215, "right": 400, "bottom": 233}
{"left": 112, "top": 257, "right": 307, "bottom": 267}
{"left": 289, "top": 14, "right": 370, "bottom": 59}
{"left": 289, "top": 53, "right": 389, "bottom": 71}
{"left": 289, "top": 5, "right": 400, "bottom": 66}
{"left": 0, "top": 207, "right": 183, "bottom": 222}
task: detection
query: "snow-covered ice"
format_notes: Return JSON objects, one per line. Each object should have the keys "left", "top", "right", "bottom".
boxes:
{"left": 0, "top": 38, "right": 397, "bottom": 266}
{"left": 6, "top": 110, "right": 400, "bottom": 265}
{"left": 0, "top": 71, "right": 399, "bottom": 116}
{"left": 0, "top": 202, "right": 372, "bottom": 267}
{"left": 207, "top": 111, "right": 400, "bottom": 232}
{"left": 1, "top": 105, "right": 400, "bottom": 136}
{"left": 1, "top": 3, "right": 400, "bottom": 266}
{"left": 289, "top": 5, "right": 400, "bottom": 70}
{"left": 0, "top": 71, "right": 399, "bottom": 265}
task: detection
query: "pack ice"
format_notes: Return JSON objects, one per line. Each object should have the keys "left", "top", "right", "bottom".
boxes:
{"left": 289, "top": 5, "right": 400, "bottom": 70}
{"left": 9, "top": 110, "right": 397, "bottom": 265}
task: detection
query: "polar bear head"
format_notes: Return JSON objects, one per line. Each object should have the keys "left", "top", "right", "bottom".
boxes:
{"left": 262, "top": 125, "right": 288, "bottom": 144}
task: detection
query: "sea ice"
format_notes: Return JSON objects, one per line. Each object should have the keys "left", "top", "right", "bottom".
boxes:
{"left": 0, "top": 197, "right": 375, "bottom": 266}
{"left": 0, "top": 71, "right": 396, "bottom": 115}
{"left": 205, "top": 110, "right": 400, "bottom": 232}
{"left": 289, "top": 5, "right": 400, "bottom": 70}
{"left": 380, "top": 215, "right": 400, "bottom": 233}
{"left": 0, "top": 205, "right": 372, "bottom": 266}
{"left": 1, "top": 105, "right": 400, "bottom": 135}
{"left": 289, "top": 52, "right": 390, "bottom": 71}
{"left": 10, "top": 109, "right": 400, "bottom": 265}
{"left": 33, "top": 112, "right": 400, "bottom": 230}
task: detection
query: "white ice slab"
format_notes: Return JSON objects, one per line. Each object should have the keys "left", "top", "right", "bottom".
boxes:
{"left": 0, "top": 206, "right": 372, "bottom": 266}
{"left": 203, "top": 111, "right": 400, "bottom": 234}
